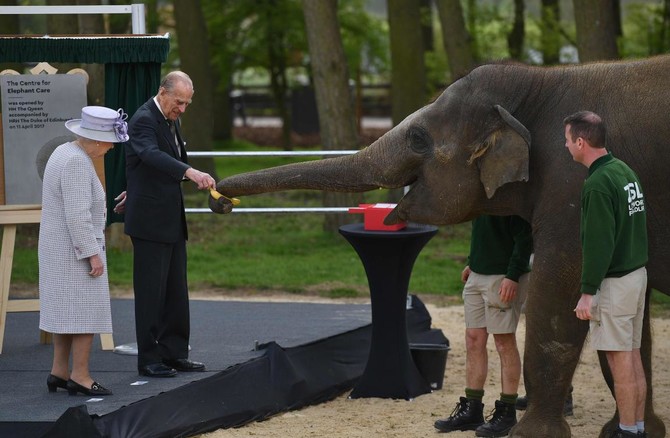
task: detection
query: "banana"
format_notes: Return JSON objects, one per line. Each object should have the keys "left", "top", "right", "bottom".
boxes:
{"left": 209, "top": 188, "right": 241, "bottom": 205}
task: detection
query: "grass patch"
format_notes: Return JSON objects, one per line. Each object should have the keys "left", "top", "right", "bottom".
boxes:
{"left": 650, "top": 290, "right": 670, "bottom": 318}
{"left": 9, "top": 210, "right": 470, "bottom": 299}
{"left": 180, "top": 211, "right": 470, "bottom": 296}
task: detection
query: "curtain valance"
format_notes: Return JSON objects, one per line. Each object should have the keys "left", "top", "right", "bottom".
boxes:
{"left": 0, "top": 34, "right": 169, "bottom": 63}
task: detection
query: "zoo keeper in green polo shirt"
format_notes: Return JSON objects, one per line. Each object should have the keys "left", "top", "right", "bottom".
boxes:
{"left": 564, "top": 110, "right": 648, "bottom": 438}
{"left": 435, "top": 214, "right": 532, "bottom": 437}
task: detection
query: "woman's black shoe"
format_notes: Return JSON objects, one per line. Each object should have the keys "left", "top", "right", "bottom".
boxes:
{"left": 47, "top": 374, "right": 68, "bottom": 393}
{"left": 66, "top": 379, "right": 112, "bottom": 396}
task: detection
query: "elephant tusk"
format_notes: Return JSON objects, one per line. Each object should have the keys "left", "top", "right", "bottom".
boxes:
{"left": 209, "top": 188, "right": 241, "bottom": 205}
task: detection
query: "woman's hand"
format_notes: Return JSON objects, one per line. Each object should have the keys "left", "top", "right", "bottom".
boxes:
{"left": 88, "top": 254, "right": 104, "bottom": 277}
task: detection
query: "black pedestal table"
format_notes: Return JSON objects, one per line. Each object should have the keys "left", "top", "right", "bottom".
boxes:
{"left": 339, "top": 222, "right": 438, "bottom": 399}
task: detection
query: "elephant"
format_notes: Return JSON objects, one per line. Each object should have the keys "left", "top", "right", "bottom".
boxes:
{"left": 209, "top": 55, "right": 670, "bottom": 438}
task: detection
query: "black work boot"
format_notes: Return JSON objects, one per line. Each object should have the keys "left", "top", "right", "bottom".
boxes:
{"left": 514, "top": 395, "right": 527, "bottom": 410}
{"left": 610, "top": 428, "right": 639, "bottom": 438}
{"left": 475, "top": 400, "right": 517, "bottom": 437}
{"left": 434, "top": 396, "right": 485, "bottom": 432}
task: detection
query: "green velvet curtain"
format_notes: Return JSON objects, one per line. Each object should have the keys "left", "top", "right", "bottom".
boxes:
{"left": 104, "top": 62, "right": 162, "bottom": 224}
{"left": 0, "top": 35, "right": 169, "bottom": 224}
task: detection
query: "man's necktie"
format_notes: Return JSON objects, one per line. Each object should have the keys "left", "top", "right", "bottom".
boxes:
{"left": 167, "top": 120, "right": 180, "bottom": 157}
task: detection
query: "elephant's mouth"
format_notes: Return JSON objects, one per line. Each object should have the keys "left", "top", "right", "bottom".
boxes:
{"left": 382, "top": 178, "right": 421, "bottom": 225}
{"left": 384, "top": 199, "right": 408, "bottom": 225}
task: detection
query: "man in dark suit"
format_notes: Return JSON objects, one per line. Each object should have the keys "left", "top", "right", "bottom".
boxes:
{"left": 117, "top": 71, "right": 216, "bottom": 377}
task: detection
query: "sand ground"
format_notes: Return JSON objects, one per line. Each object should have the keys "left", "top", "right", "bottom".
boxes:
{"left": 189, "top": 294, "right": 670, "bottom": 438}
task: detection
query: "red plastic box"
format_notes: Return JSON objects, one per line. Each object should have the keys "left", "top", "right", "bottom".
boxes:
{"left": 348, "top": 203, "right": 407, "bottom": 231}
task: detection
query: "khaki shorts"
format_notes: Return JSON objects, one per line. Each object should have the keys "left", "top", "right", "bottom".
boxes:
{"left": 589, "top": 267, "right": 647, "bottom": 351}
{"left": 463, "top": 272, "right": 527, "bottom": 334}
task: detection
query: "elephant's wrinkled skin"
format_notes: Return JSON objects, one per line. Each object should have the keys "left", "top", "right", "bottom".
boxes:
{"left": 210, "top": 55, "right": 670, "bottom": 438}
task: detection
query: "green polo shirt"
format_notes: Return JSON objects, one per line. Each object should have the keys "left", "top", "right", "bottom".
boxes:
{"left": 580, "top": 152, "right": 648, "bottom": 295}
{"left": 468, "top": 215, "right": 532, "bottom": 282}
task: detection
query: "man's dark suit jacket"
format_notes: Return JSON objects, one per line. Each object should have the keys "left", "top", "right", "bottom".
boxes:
{"left": 125, "top": 98, "right": 190, "bottom": 242}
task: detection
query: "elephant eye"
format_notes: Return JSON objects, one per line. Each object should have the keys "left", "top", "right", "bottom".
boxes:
{"left": 406, "top": 126, "right": 433, "bottom": 155}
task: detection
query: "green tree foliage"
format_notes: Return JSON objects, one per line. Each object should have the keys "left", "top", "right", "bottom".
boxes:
{"left": 203, "top": 0, "right": 307, "bottom": 149}
{"left": 463, "top": 1, "right": 518, "bottom": 61}
{"left": 337, "top": 0, "right": 390, "bottom": 84}
{"left": 623, "top": 1, "right": 670, "bottom": 56}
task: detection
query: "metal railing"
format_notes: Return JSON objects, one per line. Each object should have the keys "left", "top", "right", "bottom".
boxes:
{"left": 0, "top": 4, "right": 146, "bottom": 34}
{"left": 186, "top": 149, "right": 360, "bottom": 214}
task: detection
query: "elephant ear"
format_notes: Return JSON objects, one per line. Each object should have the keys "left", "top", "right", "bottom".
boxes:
{"left": 473, "top": 105, "right": 531, "bottom": 199}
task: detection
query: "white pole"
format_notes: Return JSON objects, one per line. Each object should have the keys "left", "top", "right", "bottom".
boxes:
{"left": 130, "top": 3, "right": 146, "bottom": 34}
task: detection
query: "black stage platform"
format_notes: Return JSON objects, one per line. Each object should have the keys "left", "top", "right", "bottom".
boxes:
{"left": 0, "top": 296, "right": 445, "bottom": 438}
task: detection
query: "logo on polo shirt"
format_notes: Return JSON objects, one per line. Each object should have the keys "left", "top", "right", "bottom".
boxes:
{"left": 624, "top": 182, "right": 645, "bottom": 216}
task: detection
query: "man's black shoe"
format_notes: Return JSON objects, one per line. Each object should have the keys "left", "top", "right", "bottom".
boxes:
{"left": 139, "top": 363, "right": 177, "bottom": 377}
{"left": 164, "top": 358, "right": 205, "bottom": 372}
{"left": 434, "top": 397, "right": 484, "bottom": 432}
{"left": 562, "top": 393, "right": 574, "bottom": 416}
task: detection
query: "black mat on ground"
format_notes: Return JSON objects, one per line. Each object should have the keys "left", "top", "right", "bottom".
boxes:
{"left": 0, "top": 296, "right": 446, "bottom": 438}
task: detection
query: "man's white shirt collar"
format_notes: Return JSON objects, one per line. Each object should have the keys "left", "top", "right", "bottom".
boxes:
{"left": 153, "top": 96, "right": 168, "bottom": 120}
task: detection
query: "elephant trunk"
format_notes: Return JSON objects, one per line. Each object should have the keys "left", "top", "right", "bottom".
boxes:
{"left": 216, "top": 140, "right": 416, "bottom": 197}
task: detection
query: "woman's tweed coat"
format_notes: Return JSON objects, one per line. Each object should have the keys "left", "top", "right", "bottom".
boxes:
{"left": 38, "top": 142, "right": 112, "bottom": 334}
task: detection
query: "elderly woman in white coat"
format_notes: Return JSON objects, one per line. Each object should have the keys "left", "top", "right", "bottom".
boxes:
{"left": 39, "top": 106, "right": 128, "bottom": 396}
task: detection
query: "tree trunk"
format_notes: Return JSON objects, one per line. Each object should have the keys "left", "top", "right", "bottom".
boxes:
{"left": 466, "top": 0, "right": 479, "bottom": 61}
{"left": 387, "top": 0, "right": 427, "bottom": 203}
{"left": 143, "top": 0, "right": 160, "bottom": 33}
{"left": 173, "top": 0, "right": 218, "bottom": 186}
{"left": 613, "top": 0, "right": 622, "bottom": 38}
{"left": 268, "top": 52, "right": 292, "bottom": 150}
{"left": 302, "top": 0, "right": 361, "bottom": 232}
{"left": 388, "top": 0, "right": 427, "bottom": 126}
{"left": 507, "top": 0, "right": 525, "bottom": 61}
{"left": 572, "top": 0, "right": 619, "bottom": 61}
{"left": 264, "top": 0, "right": 292, "bottom": 150}
{"left": 661, "top": 0, "right": 670, "bottom": 54}
{"left": 435, "top": 0, "right": 476, "bottom": 82}
{"left": 420, "top": 0, "right": 434, "bottom": 52}
{"left": 47, "top": 0, "right": 77, "bottom": 34}
{"left": 212, "top": 77, "right": 233, "bottom": 141}
{"left": 541, "top": 0, "right": 560, "bottom": 65}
